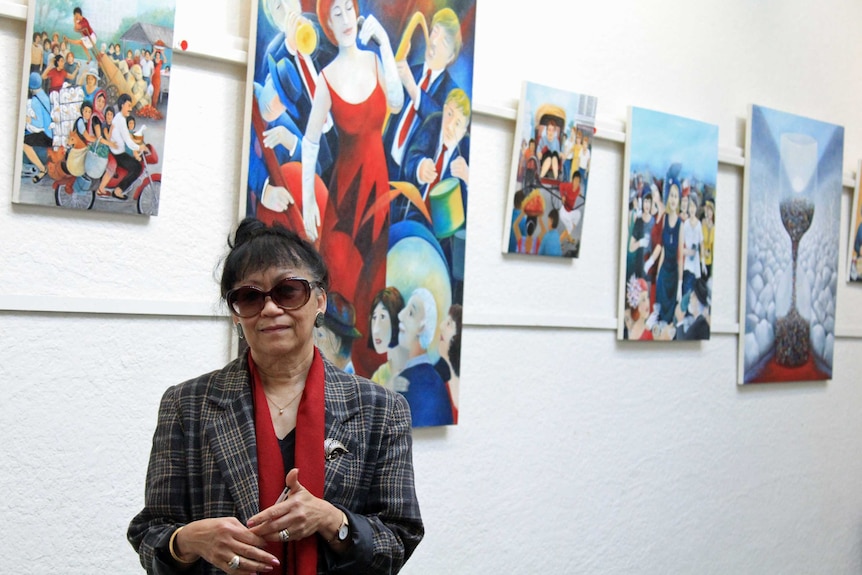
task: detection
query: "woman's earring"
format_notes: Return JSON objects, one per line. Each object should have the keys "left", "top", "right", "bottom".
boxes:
{"left": 235, "top": 323, "right": 245, "bottom": 340}
{"left": 314, "top": 312, "right": 325, "bottom": 328}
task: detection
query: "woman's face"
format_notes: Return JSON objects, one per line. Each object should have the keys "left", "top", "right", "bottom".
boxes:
{"left": 105, "top": 108, "right": 114, "bottom": 124}
{"left": 679, "top": 194, "right": 688, "bottom": 216}
{"left": 95, "top": 93, "right": 105, "bottom": 111}
{"left": 688, "top": 199, "right": 697, "bottom": 219}
{"left": 370, "top": 302, "right": 392, "bottom": 355}
{"left": 81, "top": 106, "right": 92, "bottom": 121}
{"left": 637, "top": 290, "right": 650, "bottom": 316}
{"left": 668, "top": 185, "right": 680, "bottom": 212}
{"left": 438, "top": 313, "right": 456, "bottom": 359}
{"left": 705, "top": 204, "right": 714, "bottom": 221}
{"left": 233, "top": 265, "right": 325, "bottom": 363}
{"left": 328, "top": 0, "right": 357, "bottom": 47}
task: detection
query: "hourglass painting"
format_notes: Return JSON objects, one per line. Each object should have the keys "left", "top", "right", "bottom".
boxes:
{"left": 738, "top": 105, "right": 844, "bottom": 384}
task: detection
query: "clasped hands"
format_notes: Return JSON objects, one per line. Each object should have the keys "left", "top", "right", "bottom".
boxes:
{"left": 173, "top": 469, "right": 341, "bottom": 574}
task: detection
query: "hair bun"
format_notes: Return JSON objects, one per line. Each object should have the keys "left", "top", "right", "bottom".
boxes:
{"left": 230, "top": 217, "right": 268, "bottom": 249}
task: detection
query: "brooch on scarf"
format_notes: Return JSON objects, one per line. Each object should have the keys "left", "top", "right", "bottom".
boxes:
{"left": 324, "top": 438, "right": 349, "bottom": 461}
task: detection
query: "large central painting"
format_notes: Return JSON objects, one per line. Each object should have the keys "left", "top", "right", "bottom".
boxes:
{"left": 241, "top": 0, "right": 476, "bottom": 427}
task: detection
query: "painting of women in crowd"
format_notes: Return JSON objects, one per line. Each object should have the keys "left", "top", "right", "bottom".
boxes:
{"left": 502, "top": 81, "right": 597, "bottom": 258}
{"left": 241, "top": 0, "right": 476, "bottom": 426}
{"left": 739, "top": 105, "right": 844, "bottom": 384}
{"left": 13, "top": 0, "right": 175, "bottom": 216}
{"left": 616, "top": 107, "right": 718, "bottom": 342}
{"left": 848, "top": 159, "right": 862, "bottom": 283}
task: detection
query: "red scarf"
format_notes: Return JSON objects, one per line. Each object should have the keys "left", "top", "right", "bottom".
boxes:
{"left": 249, "top": 349, "right": 325, "bottom": 575}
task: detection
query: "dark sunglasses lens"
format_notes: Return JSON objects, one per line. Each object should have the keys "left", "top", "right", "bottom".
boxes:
{"left": 230, "top": 287, "right": 265, "bottom": 317}
{"left": 271, "top": 279, "right": 310, "bottom": 310}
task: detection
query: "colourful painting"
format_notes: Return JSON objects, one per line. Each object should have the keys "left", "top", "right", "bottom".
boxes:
{"left": 616, "top": 107, "right": 718, "bottom": 341}
{"left": 502, "top": 81, "right": 597, "bottom": 258}
{"left": 739, "top": 105, "right": 844, "bottom": 384}
{"left": 13, "top": 0, "right": 174, "bottom": 216}
{"left": 848, "top": 159, "right": 862, "bottom": 282}
{"left": 241, "top": 0, "right": 476, "bottom": 426}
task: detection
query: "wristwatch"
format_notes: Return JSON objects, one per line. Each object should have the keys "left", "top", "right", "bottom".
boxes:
{"left": 335, "top": 511, "right": 350, "bottom": 542}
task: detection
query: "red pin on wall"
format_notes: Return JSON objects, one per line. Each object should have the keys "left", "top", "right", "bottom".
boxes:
{"left": 180, "top": 40, "right": 188, "bottom": 50}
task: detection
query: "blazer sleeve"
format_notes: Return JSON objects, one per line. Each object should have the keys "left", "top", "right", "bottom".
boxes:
{"left": 127, "top": 385, "right": 199, "bottom": 574}
{"left": 320, "top": 382, "right": 424, "bottom": 574}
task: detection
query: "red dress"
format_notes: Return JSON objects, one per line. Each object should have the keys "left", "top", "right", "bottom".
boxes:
{"left": 318, "top": 67, "right": 390, "bottom": 377}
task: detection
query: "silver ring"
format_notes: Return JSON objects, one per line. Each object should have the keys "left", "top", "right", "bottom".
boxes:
{"left": 228, "top": 555, "right": 241, "bottom": 570}
{"left": 279, "top": 528, "right": 290, "bottom": 542}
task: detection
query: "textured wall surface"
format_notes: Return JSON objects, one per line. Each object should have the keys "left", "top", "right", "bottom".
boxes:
{"left": 1, "top": 0, "right": 862, "bottom": 573}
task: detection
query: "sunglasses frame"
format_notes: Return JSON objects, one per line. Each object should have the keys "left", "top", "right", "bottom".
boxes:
{"left": 226, "top": 277, "right": 322, "bottom": 318}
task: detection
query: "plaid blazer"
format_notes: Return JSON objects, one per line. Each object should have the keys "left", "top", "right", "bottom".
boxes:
{"left": 128, "top": 354, "right": 423, "bottom": 574}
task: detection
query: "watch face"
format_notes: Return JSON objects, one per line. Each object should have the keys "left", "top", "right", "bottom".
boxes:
{"left": 338, "top": 523, "right": 349, "bottom": 541}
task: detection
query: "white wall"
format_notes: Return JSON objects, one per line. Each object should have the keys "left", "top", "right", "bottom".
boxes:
{"left": 1, "top": 0, "right": 862, "bottom": 573}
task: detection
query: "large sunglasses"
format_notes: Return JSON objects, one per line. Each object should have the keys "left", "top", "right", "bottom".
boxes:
{"left": 226, "top": 277, "right": 321, "bottom": 318}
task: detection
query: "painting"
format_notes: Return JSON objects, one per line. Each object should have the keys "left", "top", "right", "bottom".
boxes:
{"left": 848, "top": 159, "right": 862, "bottom": 282}
{"left": 240, "top": 0, "right": 476, "bottom": 427}
{"left": 502, "top": 81, "right": 597, "bottom": 258}
{"left": 13, "top": 0, "right": 174, "bottom": 216}
{"left": 739, "top": 104, "right": 844, "bottom": 384}
{"left": 616, "top": 106, "right": 718, "bottom": 342}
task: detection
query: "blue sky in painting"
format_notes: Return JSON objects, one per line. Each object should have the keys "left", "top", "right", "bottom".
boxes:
{"left": 629, "top": 107, "right": 719, "bottom": 187}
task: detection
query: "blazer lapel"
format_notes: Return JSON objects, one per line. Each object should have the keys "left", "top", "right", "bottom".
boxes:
{"left": 205, "top": 359, "right": 260, "bottom": 523}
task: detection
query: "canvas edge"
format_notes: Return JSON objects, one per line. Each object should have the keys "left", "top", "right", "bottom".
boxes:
{"left": 11, "top": 1, "right": 38, "bottom": 205}
{"left": 736, "top": 103, "right": 755, "bottom": 384}
{"left": 236, "top": 0, "right": 261, "bottom": 224}
{"left": 846, "top": 158, "right": 862, "bottom": 282}
{"left": 500, "top": 79, "right": 529, "bottom": 254}
{"left": 615, "top": 106, "right": 635, "bottom": 340}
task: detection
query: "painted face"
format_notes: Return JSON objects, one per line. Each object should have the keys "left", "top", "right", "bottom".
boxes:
{"left": 327, "top": 0, "right": 357, "bottom": 47}
{"left": 637, "top": 290, "right": 650, "bottom": 317}
{"left": 688, "top": 199, "right": 698, "bottom": 219}
{"left": 441, "top": 100, "right": 468, "bottom": 150}
{"left": 267, "top": 0, "right": 301, "bottom": 33}
{"left": 705, "top": 204, "right": 714, "bottom": 221}
{"left": 642, "top": 197, "right": 652, "bottom": 221}
{"left": 397, "top": 294, "right": 425, "bottom": 349}
{"left": 105, "top": 108, "right": 114, "bottom": 125}
{"left": 121, "top": 99, "right": 133, "bottom": 116}
{"left": 81, "top": 106, "right": 92, "bottom": 121}
{"left": 66, "top": 52, "right": 74, "bottom": 63}
{"left": 438, "top": 313, "right": 456, "bottom": 359}
{"left": 679, "top": 194, "right": 689, "bottom": 217}
{"left": 86, "top": 74, "right": 97, "bottom": 87}
{"left": 426, "top": 23, "right": 455, "bottom": 70}
{"left": 95, "top": 93, "right": 105, "bottom": 111}
{"left": 668, "top": 184, "right": 680, "bottom": 213}
{"left": 234, "top": 266, "right": 325, "bottom": 363}
{"left": 370, "top": 302, "right": 392, "bottom": 354}
{"left": 546, "top": 123, "right": 560, "bottom": 142}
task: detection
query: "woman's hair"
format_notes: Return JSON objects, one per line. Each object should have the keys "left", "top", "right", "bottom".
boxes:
{"left": 220, "top": 217, "right": 330, "bottom": 300}
{"left": 367, "top": 286, "right": 404, "bottom": 350}
{"left": 317, "top": 0, "right": 359, "bottom": 46}
{"left": 447, "top": 304, "right": 463, "bottom": 376}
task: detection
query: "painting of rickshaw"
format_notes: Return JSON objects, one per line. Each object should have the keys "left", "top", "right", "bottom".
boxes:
{"left": 240, "top": 0, "right": 477, "bottom": 427}
{"left": 738, "top": 105, "right": 844, "bottom": 383}
{"left": 13, "top": 0, "right": 176, "bottom": 216}
{"left": 502, "top": 81, "right": 598, "bottom": 258}
{"left": 616, "top": 106, "right": 718, "bottom": 342}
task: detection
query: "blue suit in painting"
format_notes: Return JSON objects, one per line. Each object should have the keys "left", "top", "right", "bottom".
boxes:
{"left": 383, "top": 64, "right": 459, "bottom": 180}
{"left": 247, "top": 16, "right": 337, "bottom": 216}
{"left": 397, "top": 359, "right": 453, "bottom": 427}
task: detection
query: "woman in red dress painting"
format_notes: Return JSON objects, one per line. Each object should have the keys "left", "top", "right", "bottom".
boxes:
{"left": 300, "top": 0, "right": 403, "bottom": 376}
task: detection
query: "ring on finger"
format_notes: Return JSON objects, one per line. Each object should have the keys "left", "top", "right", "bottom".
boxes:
{"left": 228, "top": 555, "right": 241, "bottom": 570}
{"left": 279, "top": 528, "right": 290, "bottom": 542}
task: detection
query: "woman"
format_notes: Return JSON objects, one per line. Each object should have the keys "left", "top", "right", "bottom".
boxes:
{"left": 368, "top": 286, "right": 407, "bottom": 390}
{"left": 702, "top": 199, "right": 715, "bottom": 278}
{"left": 624, "top": 277, "right": 653, "bottom": 341}
{"left": 151, "top": 50, "right": 163, "bottom": 107}
{"left": 300, "top": 0, "right": 403, "bottom": 378}
{"left": 435, "top": 304, "right": 462, "bottom": 423}
{"left": 128, "top": 218, "right": 423, "bottom": 574}
{"left": 681, "top": 191, "right": 704, "bottom": 297}
{"left": 653, "top": 180, "right": 683, "bottom": 324}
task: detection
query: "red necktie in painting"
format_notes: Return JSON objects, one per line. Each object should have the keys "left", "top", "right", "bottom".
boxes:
{"left": 298, "top": 55, "right": 316, "bottom": 98}
{"left": 425, "top": 144, "right": 448, "bottom": 211}
{"left": 397, "top": 69, "right": 432, "bottom": 148}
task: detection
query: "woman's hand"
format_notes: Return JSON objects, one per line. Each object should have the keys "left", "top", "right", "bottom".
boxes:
{"left": 175, "top": 517, "right": 278, "bottom": 574}
{"left": 248, "top": 469, "right": 342, "bottom": 545}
